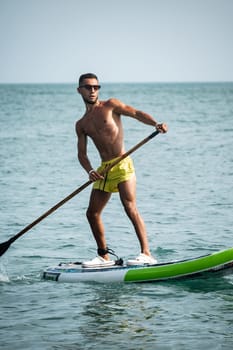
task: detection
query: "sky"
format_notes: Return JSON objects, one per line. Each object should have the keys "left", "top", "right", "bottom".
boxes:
{"left": 0, "top": 0, "right": 233, "bottom": 83}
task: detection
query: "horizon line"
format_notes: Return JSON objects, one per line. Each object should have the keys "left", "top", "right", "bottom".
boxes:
{"left": 0, "top": 80, "right": 233, "bottom": 85}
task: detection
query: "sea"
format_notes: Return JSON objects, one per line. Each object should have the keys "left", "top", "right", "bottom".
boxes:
{"left": 0, "top": 82, "right": 233, "bottom": 350}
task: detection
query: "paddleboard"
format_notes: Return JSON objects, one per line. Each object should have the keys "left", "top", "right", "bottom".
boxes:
{"left": 42, "top": 247, "right": 233, "bottom": 283}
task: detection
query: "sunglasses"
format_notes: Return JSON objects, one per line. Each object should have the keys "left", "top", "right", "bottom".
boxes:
{"left": 79, "top": 84, "right": 101, "bottom": 91}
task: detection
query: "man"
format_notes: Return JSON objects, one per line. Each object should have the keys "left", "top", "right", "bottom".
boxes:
{"left": 76, "top": 73, "right": 167, "bottom": 268}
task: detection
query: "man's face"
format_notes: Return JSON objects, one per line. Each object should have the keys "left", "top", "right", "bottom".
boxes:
{"left": 77, "top": 78, "right": 101, "bottom": 105}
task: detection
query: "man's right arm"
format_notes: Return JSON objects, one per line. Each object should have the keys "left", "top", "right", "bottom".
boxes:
{"left": 75, "top": 121, "right": 104, "bottom": 181}
{"left": 75, "top": 121, "right": 93, "bottom": 174}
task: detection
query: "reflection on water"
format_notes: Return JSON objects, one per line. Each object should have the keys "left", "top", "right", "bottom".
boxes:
{"left": 79, "top": 284, "right": 162, "bottom": 349}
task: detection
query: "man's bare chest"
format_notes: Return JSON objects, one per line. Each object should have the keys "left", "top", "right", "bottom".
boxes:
{"left": 83, "top": 111, "right": 118, "bottom": 136}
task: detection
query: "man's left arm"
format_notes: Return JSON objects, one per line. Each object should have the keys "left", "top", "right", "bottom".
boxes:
{"left": 110, "top": 98, "right": 167, "bottom": 133}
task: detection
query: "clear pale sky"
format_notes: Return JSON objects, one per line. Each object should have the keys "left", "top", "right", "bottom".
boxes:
{"left": 1, "top": 0, "right": 233, "bottom": 83}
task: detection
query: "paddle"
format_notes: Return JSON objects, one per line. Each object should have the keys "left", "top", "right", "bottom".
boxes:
{"left": 0, "top": 129, "right": 160, "bottom": 257}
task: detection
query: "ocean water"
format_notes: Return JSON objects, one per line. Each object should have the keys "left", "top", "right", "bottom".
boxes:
{"left": 0, "top": 82, "right": 233, "bottom": 349}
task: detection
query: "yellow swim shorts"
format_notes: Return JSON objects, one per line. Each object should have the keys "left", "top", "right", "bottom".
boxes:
{"left": 93, "top": 156, "right": 135, "bottom": 193}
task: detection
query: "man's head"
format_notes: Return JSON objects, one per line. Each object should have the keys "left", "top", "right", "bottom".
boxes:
{"left": 79, "top": 73, "right": 99, "bottom": 86}
{"left": 77, "top": 73, "right": 101, "bottom": 105}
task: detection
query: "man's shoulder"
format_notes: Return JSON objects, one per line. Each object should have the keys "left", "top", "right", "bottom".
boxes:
{"left": 75, "top": 117, "right": 85, "bottom": 134}
{"left": 104, "top": 98, "right": 122, "bottom": 108}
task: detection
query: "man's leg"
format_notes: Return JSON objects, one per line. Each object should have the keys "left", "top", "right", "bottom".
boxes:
{"left": 118, "top": 175, "right": 151, "bottom": 256}
{"left": 86, "top": 189, "right": 112, "bottom": 260}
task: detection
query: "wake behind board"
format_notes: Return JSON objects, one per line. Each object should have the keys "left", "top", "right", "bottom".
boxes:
{"left": 42, "top": 247, "right": 233, "bottom": 283}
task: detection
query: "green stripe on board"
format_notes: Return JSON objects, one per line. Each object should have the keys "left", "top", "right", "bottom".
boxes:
{"left": 124, "top": 248, "right": 233, "bottom": 282}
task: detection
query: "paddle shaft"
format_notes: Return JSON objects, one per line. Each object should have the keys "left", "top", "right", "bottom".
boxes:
{"left": 0, "top": 130, "right": 159, "bottom": 256}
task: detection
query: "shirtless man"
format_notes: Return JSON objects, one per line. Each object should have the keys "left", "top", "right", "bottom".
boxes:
{"left": 75, "top": 73, "right": 167, "bottom": 268}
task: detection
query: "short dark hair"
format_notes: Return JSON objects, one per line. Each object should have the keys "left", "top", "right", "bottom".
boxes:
{"left": 79, "top": 73, "right": 99, "bottom": 86}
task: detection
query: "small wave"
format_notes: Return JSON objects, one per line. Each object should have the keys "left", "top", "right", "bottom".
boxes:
{"left": 0, "top": 262, "right": 10, "bottom": 283}
{"left": 0, "top": 273, "right": 10, "bottom": 283}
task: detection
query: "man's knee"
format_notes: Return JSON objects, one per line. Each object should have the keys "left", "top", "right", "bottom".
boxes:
{"left": 86, "top": 207, "right": 99, "bottom": 221}
{"left": 123, "top": 202, "right": 138, "bottom": 218}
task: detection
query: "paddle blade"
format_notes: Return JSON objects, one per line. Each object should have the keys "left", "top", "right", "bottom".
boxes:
{"left": 0, "top": 240, "right": 12, "bottom": 257}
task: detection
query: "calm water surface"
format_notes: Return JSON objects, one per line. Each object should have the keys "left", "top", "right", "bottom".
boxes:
{"left": 0, "top": 82, "right": 233, "bottom": 349}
